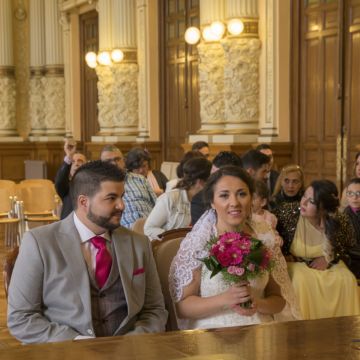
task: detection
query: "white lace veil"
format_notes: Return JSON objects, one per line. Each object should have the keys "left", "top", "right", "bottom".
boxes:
{"left": 169, "top": 209, "right": 302, "bottom": 322}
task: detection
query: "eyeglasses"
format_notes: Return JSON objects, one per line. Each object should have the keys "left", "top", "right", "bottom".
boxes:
{"left": 283, "top": 179, "right": 301, "bottom": 185}
{"left": 346, "top": 191, "right": 360, "bottom": 198}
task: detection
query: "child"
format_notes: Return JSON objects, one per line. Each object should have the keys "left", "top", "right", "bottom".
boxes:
{"left": 252, "top": 180, "right": 278, "bottom": 230}
{"left": 344, "top": 178, "right": 360, "bottom": 278}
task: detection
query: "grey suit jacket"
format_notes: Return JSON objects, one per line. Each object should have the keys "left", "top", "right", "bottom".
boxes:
{"left": 7, "top": 214, "right": 168, "bottom": 344}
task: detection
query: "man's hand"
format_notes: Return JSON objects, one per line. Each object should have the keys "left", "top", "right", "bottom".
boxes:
{"left": 64, "top": 138, "right": 76, "bottom": 160}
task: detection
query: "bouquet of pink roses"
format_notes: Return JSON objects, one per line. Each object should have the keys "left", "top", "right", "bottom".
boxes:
{"left": 201, "top": 231, "right": 273, "bottom": 308}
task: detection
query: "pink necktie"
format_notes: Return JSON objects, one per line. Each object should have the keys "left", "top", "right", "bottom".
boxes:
{"left": 91, "top": 236, "right": 112, "bottom": 289}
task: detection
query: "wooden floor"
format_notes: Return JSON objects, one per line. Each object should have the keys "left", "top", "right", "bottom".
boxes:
{"left": 0, "top": 238, "right": 20, "bottom": 348}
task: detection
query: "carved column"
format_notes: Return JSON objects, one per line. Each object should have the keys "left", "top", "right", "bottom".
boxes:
{"left": 29, "top": 0, "right": 46, "bottom": 138}
{"left": 59, "top": 11, "right": 73, "bottom": 138}
{"left": 221, "top": 0, "right": 260, "bottom": 141}
{"left": 95, "top": 0, "right": 138, "bottom": 141}
{"left": 136, "top": 0, "right": 150, "bottom": 140}
{"left": 43, "top": 0, "right": 65, "bottom": 138}
{"left": 0, "top": 0, "right": 18, "bottom": 138}
{"left": 191, "top": 0, "right": 226, "bottom": 140}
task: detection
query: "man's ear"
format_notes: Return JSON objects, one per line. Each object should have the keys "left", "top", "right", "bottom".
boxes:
{"left": 247, "top": 168, "right": 255, "bottom": 177}
{"left": 77, "top": 195, "right": 89, "bottom": 210}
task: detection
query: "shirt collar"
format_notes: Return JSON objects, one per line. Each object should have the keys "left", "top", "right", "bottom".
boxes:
{"left": 73, "top": 212, "right": 111, "bottom": 244}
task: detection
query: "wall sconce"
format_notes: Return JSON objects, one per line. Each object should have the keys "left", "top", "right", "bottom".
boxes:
{"left": 111, "top": 49, "right": 124, "bottom": 63}
{"left": 227, "top": 19, "right": 244, "bottom": 36}
{"left": 184, "top": 18, "right": 245, "bottom": 45}
{"left": 184, "top": 27, "right": 201, "bottom": 45}
{"left": 85, "top": 48, "right": 125, "bottom": 68}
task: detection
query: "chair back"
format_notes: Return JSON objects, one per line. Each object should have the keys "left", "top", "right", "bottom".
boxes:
{"left": 152, "top": 227, "right": 191, "bottom": 331}
{"left": 159, "top": 227, "right": 191, "bottom": 242}
{"left": 160, "top": 162, "right": 179, "bottom": 181}
{"left": 19, "top": 179, "right": 53, "bottom": 187}
{"left": 0, "top": 179, "right": 16, "bottom": 193}
{"left": 0, "top": 188, "right": 13, "bottom": 214}
{"left": 3, "top": 246, "right": 19, "bottom": 300}
{"left": 131, "top": 218, "right": 146, "bottom": 235}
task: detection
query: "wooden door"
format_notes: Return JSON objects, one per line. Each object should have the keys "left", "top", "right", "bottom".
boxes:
{"left": 343, "top": 0, "right": 360, "bottom": 180}
{"left": 294, "top": 0, "right": 360, "bottom": 188}
{"left": 160, "top": 0, "right": 201, "bottom": 161}
{"left": 79, "top": 11, "right": 99, "bottom": 143}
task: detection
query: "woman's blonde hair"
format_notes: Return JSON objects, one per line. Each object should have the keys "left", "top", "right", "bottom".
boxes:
{"left": 272, "top": 164, "right": 305, "bottom": 197}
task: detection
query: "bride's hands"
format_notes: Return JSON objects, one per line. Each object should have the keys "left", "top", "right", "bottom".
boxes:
{"left": 220, "top": 282, "right": 257, "bottom": 316}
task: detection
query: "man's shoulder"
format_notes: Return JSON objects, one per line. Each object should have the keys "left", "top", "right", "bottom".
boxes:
{"left": 113, "top": 226, "right": 150, "bottom": 245}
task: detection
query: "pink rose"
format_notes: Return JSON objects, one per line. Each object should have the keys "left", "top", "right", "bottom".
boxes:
{"left": 228, "top": 266, "right": 245, "bottom": 276}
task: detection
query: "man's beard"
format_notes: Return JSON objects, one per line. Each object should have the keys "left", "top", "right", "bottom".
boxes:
{"left": 86, "top": 206, "right": 121, "bottom": 231}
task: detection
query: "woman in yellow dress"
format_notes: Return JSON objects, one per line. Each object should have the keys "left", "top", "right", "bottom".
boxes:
{"left": 287, "top": 179, "right": 360, "bottom": 320}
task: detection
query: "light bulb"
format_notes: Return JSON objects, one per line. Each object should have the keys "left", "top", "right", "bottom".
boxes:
{"left": 227, "top": 19, "right": 244, "bottom": 36}
{"left": 184, "top": 27, "right": 201, "bottom": 45}
{"left": 85, "top": 51, "right": 97, "bottom": 64}
{"left": 202, "top": 26, "right": 215, "bottom": 42}
{"left": 87, "top": 61, "right": 97, "bottom": 69}
{"left": 210, "top": 21, "right": 225, "bottom": 40}
{"left": 97, "top": 51, "right": 112, "bottom": 66}
{"left": 111, "top": 49, "right": 124, "bottom": 63}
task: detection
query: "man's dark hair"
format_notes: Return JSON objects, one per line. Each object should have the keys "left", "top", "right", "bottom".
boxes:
{"left": 255, "top": 143, "right": 272, "bottom": 151}
{"left": 192, "top": 141, "right": 209, "bottom": 151}
{"left": 125, "top": 147, "right": 151, "bottom": 172}
{"left": 241, "top": 149, "right": 270, "bottom": 171}
{"left": 212, "top": 151, "right": 243, "bottom": 168}
{"left": 70, "top": 160, "right": 125, "bottom": 209}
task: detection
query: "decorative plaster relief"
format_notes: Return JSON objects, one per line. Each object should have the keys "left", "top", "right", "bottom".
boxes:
{"left": 42, "top": 76, "right": 66, "bottom": 134}
{"left": 0, "top": 76, "right": 16, "bottom": 131}
{"left": 197, "top": 42, "right": 225, "bottom": 130}
{"left": 222, "top": 38, "right": 261, "bottom": 127}
{"left": 96, "top": 64, "right": 139, "bottom": 135}
{"left": 29, "top": 76, "right": 45, "bottom": 133}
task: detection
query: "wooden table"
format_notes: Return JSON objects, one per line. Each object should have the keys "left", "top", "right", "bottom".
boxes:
{"left": 1, "top": 316, "right": 360, "bottom": 359}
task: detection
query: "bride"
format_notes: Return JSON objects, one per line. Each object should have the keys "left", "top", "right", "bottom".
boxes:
{"left": 169, "top": 166, "right": 301, "bottom": 330}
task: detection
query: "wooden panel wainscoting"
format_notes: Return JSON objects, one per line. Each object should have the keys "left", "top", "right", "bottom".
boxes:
{"left": 0, "top": 141, "right": 84, "bottom": 182}
{"left": 182, "top": 142, "right": 294, "bottom": 172}
{"left": 84, "top": 142, "right": 163, "bottom": 171}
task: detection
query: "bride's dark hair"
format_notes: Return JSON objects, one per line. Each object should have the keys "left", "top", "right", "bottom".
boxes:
{"left": 203, "top": 165, "right": 254, "bottom": 209}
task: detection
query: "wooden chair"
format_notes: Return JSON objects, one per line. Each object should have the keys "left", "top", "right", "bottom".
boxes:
{"left": 3, "top": 246, "right": 19, "bottom": 300}
{"left": 158, "top": 227, "right": 191, "bottom": 242}
{"left": 0, "top": 187, "right": 20, "bottom": 247}
{"left": 152, "top": 227, "right": 191, "bottom": 331}
{"left": 131, "top": 218, "right": 146, "bottom": 235}
{"left": 16, "top": 185, "right": 59, "bottom": 228}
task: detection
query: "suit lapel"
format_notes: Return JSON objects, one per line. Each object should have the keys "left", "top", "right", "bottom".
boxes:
{"left": 56, "top": 215, "right": 92, "bottom": 318}
{"left": 112, "top": 228, "right": 135, "bottom": 322}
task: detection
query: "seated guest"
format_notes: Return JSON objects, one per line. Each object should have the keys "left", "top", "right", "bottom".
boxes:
{"left": 100, "top": 144, "right": 126, "bottom": 170}
{"left": 241, "top": 149, "right": 270, "bottom": 182}
{"left": 121, "top": 148, "right": 157, "bottom": 229}
{"left": 256, "top": 144, "right": 279, "bottom": 195}
{"left": 170, "top": 166, "right": 301, "bottom": 330}
{"left": 191, "top": 151, "right": 243, "bottom": 225}
{"left": 8, "top": 161, "right": 167, "bottom": 344}
{"left": 144, "top": 157, "right": 211, "bottom": 240}
{"left": 166, "top": 150, "right": 205, "bottom": 192}
{"left": 343, "top": 178, "right": 360, "bottom": 278}
{"left": 270, "top": 164, "right": 305, "bottom": 256}
{"left": 252, "top": 180, "right": 278, "bottom": 231}
{"left": 287, "top": 180, "right": 360, "bottom": 320}
{"left": 55, "top": 138, "right": 86, "bottom": 219}
{"left": 126, "top": 147, "right": 168, "bottom": 196}
{"left": 340, "top": 152, "right": 360, "bottom": 211}
{"left": 192, "top": 141, "right": 210, "bottom": 158}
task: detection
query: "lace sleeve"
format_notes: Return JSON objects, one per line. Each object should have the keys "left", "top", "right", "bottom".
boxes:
{"left": 169, "top": 210, "right": 216, "bottom": 302}
{"left": 252, "top": 220, "right": 302, "bottom": 321}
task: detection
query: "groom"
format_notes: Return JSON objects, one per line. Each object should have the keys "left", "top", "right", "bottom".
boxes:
{"left": 8, "top": 160, "right": 167, "bottom": 344}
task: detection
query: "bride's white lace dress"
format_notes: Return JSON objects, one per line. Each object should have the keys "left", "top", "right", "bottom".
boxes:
{"left": 169, "top": 210, "right": 301, "bottom": 330}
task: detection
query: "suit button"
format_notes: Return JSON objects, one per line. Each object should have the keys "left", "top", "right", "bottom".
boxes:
{"left": 87, "top": 329, "right": 93, "bottom": 335}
